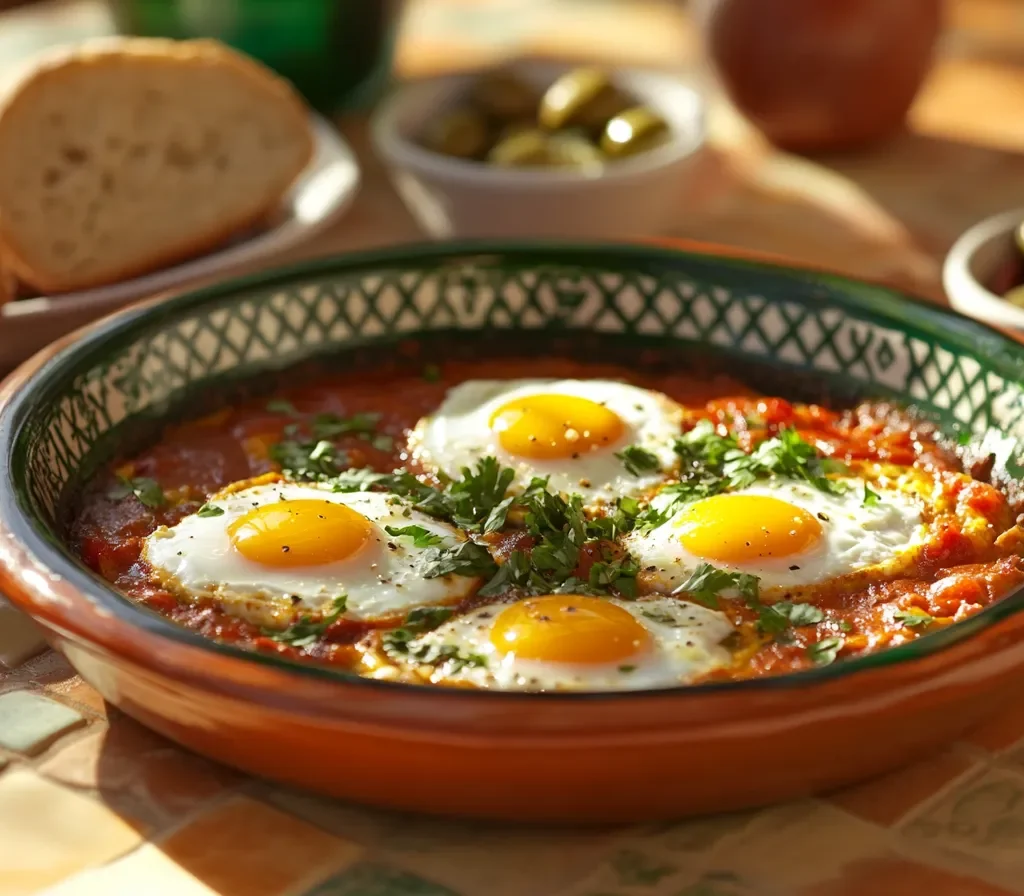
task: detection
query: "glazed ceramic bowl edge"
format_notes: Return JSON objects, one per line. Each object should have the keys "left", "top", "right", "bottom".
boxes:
{"left": 2, "top": 242, "right": 1024, "bottom": 697}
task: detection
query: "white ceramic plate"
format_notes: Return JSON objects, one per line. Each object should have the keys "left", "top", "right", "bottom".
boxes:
{"left": 0, "top": 114, "right": 360, "bottom": 371}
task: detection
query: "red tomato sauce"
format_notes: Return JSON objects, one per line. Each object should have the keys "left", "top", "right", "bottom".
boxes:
{"left": 68, "top": 358, "right": 1024, "bottom": 685}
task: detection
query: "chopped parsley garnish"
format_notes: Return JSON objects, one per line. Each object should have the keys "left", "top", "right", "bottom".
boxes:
{"left": 753, "top": 603, "right": 792, "bottom": 637}
{"left": 735, "top": 427, "right": 848, "bottom": 494}
{"left": 391, "top": 605, "right": 454, "bottom": 635}
{"left": 310, "top": 411, "right": 381, "bottom": 440}
{"left": 265, "top": 594, "right": 347, "bottom": 648}
{"left": 957, "top": 430, "right": 973, "bottom": 447}
{"left": 382, "top": 606, "right": 485, "bottom": 671}
{"left": 674, "top": 419, "right": 743, "bottom": 470}
{"left": 669, "top": 563, "right": 822, "bottom": 638}
{"left": 615, "top": 445, "right": 660, "bottom": 476}
{"left": 109, "top": 475, "right": 166, "bottom": 509}
{"left": 477, "top": 551, "right": 543, "bottom": 597}
{"left": 895, "top": 608, "right": 936, "bottom": 629}
{"left": 269, "top": 438, "right": 347, "bottom": 481}
{"left": 772, "top": 601, "right": 824, "bottom": 627}
{"left": 514, "top": 489, "right": 636, "bottom": 598}
{"left": 406, "top": 486, "right": 640, "bottom": 599}
{"left": 313, "top": 412, "right": 393, "bottom": 452}
{"left": 672, "top": 562, "right": 758, "bottom": 610}
{"left": 421, "top": 540, "right": 498, "bottom": 579}
{"left": 640, "top": 422, "right": 847, "bottom": 532}
{"left": 636, "top": 479, "right": 719, "bottom": 532}
{"left": 197, "top": 503, "right": 224, "bottom": 518}
{"left": 384, "top": 524, "right": 445, "bottom": 548}
{"left": 753, "top": 599, "right": 823, "bottom": 638}
{"left": 446, "top": 457, "right": 518, "bottom": 531}
{"left": 748, "top": 599, "right": 800, "bottom": 637}
{"left": 588, "top": 550, "right": 639, "bottom": 599}
{"left": 290, "top": 433, "right": 841, "bottom": 609}
{"left": 268, "top": 412, "right": 394, "bottom": 480}
{"left": 529, "top": 508, "right": 585, "bottom": 576}
{"left": 863, "top": 483, "right": 881, "bottom": 506}
{"left": 266, "top": 425, "right": 843, "bottom": 620}
{"left": 807, "top": 636, "right": 844, "bottom": 666}
{"left": 397, "top": 643, "right": 486, "bottom": 671}
{"left": 519, "top": 484, "right": 577, "bottom": 536}
{"left": 266, "top": 398, "right": 298, "bottom": 415}
{"left": 585, "top": 496, "right": 642, "bottom": 541}
{"left": 329, "top": 461, "right": 630, "bottom": 591}
{"left": 330, "top": 466, "right": 420, "bottom": 494}
{"left": 332, "top": 458, "right": 519, "bottom": 534}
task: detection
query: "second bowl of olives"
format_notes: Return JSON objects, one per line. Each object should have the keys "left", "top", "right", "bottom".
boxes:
{"left": 943, "top": 208, "right": 1024, "bottom": 330}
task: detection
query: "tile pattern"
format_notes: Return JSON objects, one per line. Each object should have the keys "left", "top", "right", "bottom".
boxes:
{"left": 0, "top": 690, "right": 85, "bottom": 755}
{"left": 0, "top": 599, "right": 46, "bottom": 669}
{"left": 40, "top": 844, "right": 221, "bottom": 896}
{"left": 0, "top": 768, "right": 142, "bottom": 895}
{"left": 157, "top": 796, "right": 360, "bottom": 895}
{"left": 305, "top": 862, "right": 460, "bottom": 895}
{"left": 1, "top": 634, "right": 1024, "bottom": 896}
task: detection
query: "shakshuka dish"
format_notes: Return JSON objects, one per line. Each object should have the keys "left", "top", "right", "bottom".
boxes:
{"left": 70, "top": 357, "right": 1024, "bottom": 691}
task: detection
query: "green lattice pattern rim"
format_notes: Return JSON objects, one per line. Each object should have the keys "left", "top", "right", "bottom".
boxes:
{"left": 3, "top": 240, "right": 1024, "bottom": 699}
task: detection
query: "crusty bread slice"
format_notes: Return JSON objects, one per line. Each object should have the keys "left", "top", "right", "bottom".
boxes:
{"left": 0, "top": 38, "right": 315, "bottom": 294}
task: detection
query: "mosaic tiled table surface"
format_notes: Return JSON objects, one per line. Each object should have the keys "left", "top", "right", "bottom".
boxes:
{"left": 6, "top": 611, "right": 1024, "bottom": 896}
{"left": 7, "top": 0, "right": 1024, "bottom": 894}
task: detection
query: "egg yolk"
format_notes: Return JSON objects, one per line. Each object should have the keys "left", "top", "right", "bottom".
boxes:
{"left": 228, "top": 499, "right": 374, "bottom": 568}
{"left": 489, "top": 393, "right": 626, "bottom": 460}
{"left": 675, "top": 494, "right": 823, "bottom": 564}
{"left": 490, "top": 595, "right": 652, "bottom": 664}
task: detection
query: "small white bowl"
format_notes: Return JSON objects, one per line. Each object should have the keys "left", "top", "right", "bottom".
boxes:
{"left": 943, "top": 208, "right": 1024, "bottom": 329}
{"left": 371, "top": 61, "right": 705, "bottom": 240}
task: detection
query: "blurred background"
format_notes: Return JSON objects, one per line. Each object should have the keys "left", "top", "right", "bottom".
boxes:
{"left": 1, "top": 0, "right": 1023, "bottom": 305}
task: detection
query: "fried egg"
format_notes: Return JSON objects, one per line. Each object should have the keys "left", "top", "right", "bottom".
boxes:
{"left": 143, "top": 480, "right": 476, "bottom": 627}
{"left": 410, "top": 379, "right": 683, "bottom": 502}
{"left": 366, "top": 594, "right": 735, "bottom": 691}
{"left": 624, "top": 476, "right": 927, "bottom": 596}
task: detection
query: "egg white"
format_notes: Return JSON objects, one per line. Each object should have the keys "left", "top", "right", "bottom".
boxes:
{"left": 375, "top": 596, "right": 735, "bottom": 691}
{"left": 143, "top": 482, "right": 476, "bottom": 627}
{"left": 409, "top": 378, "right": 683, "bottom": 503}
{"left": 625, "top": 476, "right": 927, "bottom": 596}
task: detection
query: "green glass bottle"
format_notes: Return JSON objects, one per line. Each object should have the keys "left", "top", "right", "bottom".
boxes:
{"left": 108, "top": 0, "right": 400, "bottom": 112}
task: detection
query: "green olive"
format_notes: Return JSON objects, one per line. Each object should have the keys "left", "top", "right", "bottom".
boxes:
{"left": 470, "top": 70, "right": 541, "bottom": 121}
{"left": 487, "top": 129, "right": 551, "bottom": 167}
{"left": 497, "top": 118, "right": 540, "bottom": 143}
{"left": 538, "top": 67, "right": 630, "bottom": 132}
{"left": 1004, "top": 284, "right": 1024, "bottom": 308}
{"left": 421, "top": 108, "right": 490, "bottom": 159}
{"left": 601, "top": 106, "right": 671, "bottom": 158}
{"left": 546, "top": 133, "right": 605, "bottom": 171}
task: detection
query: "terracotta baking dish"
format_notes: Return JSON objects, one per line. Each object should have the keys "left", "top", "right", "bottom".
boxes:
{"left": 3, "top": 242, "right": 1024, "bottom": 823}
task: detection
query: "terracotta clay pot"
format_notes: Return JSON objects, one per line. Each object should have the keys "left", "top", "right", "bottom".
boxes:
{"left": 700, "top": 0, "right": 943, "bottom": 153}
{"left": 5, "top": 240, "right": 1024, "bottom": 824}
